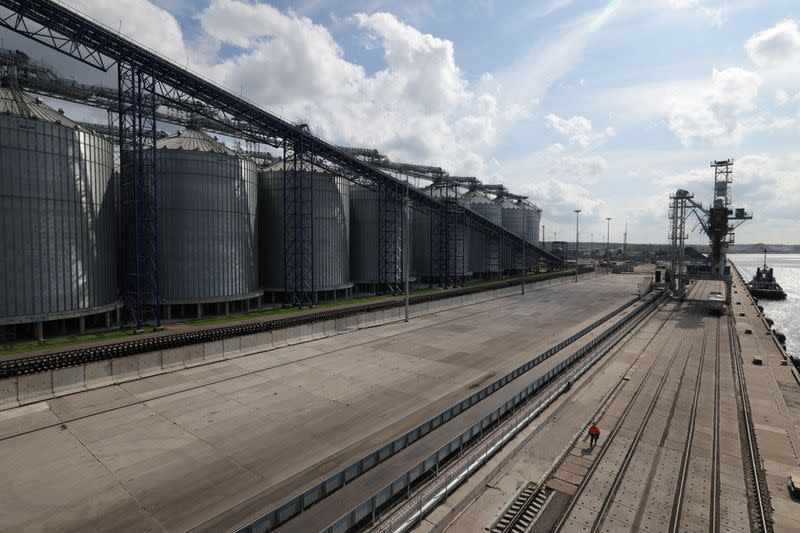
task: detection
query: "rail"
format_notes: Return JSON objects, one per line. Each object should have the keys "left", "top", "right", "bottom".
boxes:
{"left": 728, "top": 266, "right": 772, "bottom": 533}
{"left": 553, "top": 281, "right": 705, "bottom": 532}
{"left": 316, "top": 289, "right": 666, "bottom": 533}
{"left": 497, "top": 284, "right": 686, "bottom": 533}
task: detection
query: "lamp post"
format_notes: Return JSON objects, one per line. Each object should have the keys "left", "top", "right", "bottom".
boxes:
{"left": 404, "top": 180, "right": 410, "bottom": 322}
{"left": 605, "top": 217, "right": 612, "bottom": 273}
{"left": 574, "top": 209, "right": 581, "bottom": 281}
{"left": 522, "top": 220, "right": 527, "bottom": 296}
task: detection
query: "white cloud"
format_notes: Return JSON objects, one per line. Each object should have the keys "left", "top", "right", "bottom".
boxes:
{"left": 196, "top": 1, "right": 498, "bottom": 175}
{"left": 667, "top": 0, "right": 700, "bottom": 8}
{"left": 668, "top": 67, "right": 761, "bottom": 146}
{"left": 745, "top": 19, "right": 800, "bottom": 68}
{"left": 545, "top": 113, "right": 615, "bottom": 149}
{"left": 64, "top": 0, "right": 189, "bottom": 64}
{"left": 775, "top": 89, "right": 789, "bottom": 106}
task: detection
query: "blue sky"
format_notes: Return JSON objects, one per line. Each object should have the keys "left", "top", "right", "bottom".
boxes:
{"left": 3, "top": 0, "right": 799, "bottom": 245}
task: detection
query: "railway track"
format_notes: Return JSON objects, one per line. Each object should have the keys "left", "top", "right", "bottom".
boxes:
{"left": 369, "top": 288, "right": 669, "bottom": 533}
{"left": 0, "top": 271, "right": 583, "bottom": 379}
{"left": 668, "top": 314, "right": 719, "bottom": 533}
{"left": 728, "top": 301, "right": 772, "bottom": 533}
{"left": 544, "top": 276, "right": 773, "bottom": 533}
{"left": 484, "top": 286, "right": 689, "bottom": 533}
{"left": 551, "top": 281, "right": 733, "bottom": 533}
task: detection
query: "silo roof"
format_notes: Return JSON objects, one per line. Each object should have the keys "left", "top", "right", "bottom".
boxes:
{"left": 156, "top": 127, "right": 237, "bottom": 154}
{"left": 0, "top": 86, "right": 89, "bottom": 131}
{"left": 461, "top": 190, "right": 494, "bottom": 204}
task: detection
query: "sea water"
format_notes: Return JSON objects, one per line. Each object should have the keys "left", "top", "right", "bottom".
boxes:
{"left": 730, "top": 254, "right": 799, "bottom": 358}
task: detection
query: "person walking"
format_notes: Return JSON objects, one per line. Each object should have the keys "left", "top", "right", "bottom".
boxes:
{"left": 588, "top": 422, "right": 601, "bottom": 447}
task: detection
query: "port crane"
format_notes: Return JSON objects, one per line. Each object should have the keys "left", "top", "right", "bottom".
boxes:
{"left": 668, "top": 159, "right": 752, "bottom": 301}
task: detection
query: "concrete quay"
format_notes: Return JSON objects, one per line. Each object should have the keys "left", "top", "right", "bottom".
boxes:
{"left": 730, "top": 265, "right": 800, "bottom": 532}
{"left": 430, "top": 274, "right": 800, "bottom": 533}
{"left": 0, "top": 274, "right": 643, "bottom": 532}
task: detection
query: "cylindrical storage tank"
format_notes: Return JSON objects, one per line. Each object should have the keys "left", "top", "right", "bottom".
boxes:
{"left": 258, "top": 164, "right": 352, "bottom": 295}
{"left": 0, "top": 87, "right": 118, "bottom": 323}
{"left": 462, "top": 190, "right": 501, "bottom": 226}
{"left": 151, "top": 128, "right": 260, "bottom": 305}
{"left": 461, "top": 190, "right": 501, "bottom": 275}
{"left": 412, "top": 210, "right": 433, "bottom": 280}
{"left": 350, "top": 185, "right": 410, "bottom": 286}
{"left": 498, "top": 197, "right": 524, "bottom": 271}
{"left": 519, "top": 200, "right": 542, "bottom": 245}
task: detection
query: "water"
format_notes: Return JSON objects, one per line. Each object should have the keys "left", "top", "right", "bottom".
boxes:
{"left": 729, "top": 254, "right": 799, "bottom": 358}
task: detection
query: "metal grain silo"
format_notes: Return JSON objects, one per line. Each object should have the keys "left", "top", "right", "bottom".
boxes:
{"left": 258, "top": 164, "right": 352, "bottom": 301}
{"left": 350, "top": 185, "right": 410, "bottom": 289}
{"left": 461, "top": 189, "right": 502, "bottom": 275}
{"left": 0, "top": 87, "right": 118, "bottom": 339}
{"left": 152, "top": 128, "right": 260, "bottom": 316}
{"left": 498, "top": 196, "right": 524, "bottom": 271}
{"left": 519, "top": 200, "right": 542, "bottom": 245}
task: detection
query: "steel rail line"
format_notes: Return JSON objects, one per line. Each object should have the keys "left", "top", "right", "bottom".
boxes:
{"left": 591, "top": 331, "right": 693, "bottom": 533}
{"left": 729, "top": 266, "right": 772, "bottom": 533}
{"left": 668, "top": 311, "right": 717, "bottom": 533}
{"left": 711, "top": 311, "right": 722, "bottom": 533}
{"left": 489, "top": 290, "right": 684, "bottom": 533}
{"left": 553, "top": 280, "right": 706, "bottom": 532}
{"left": 368, "top": 289, "right": 668, "bottom": 533}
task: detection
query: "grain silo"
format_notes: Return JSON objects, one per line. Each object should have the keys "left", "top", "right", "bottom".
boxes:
{"left": 0, "top": 86, "right": 119, "bottom": 340}
{"left": 460, "top": 189, "right": 501, "bottom": 276}
{"left": 349, "top": 185, "right": 411, "bottom": 292}
{"left": 258, "top": 163, "right": 352, "bottom": 302}
{"left": 497, "top": 196, "right": 524, "bottom": 271}
{"left": 151, "top": 128, "right": 260, "bottom": 318}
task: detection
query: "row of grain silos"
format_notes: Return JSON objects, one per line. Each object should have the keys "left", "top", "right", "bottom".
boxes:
{"left": 0, "top": 86, "right": 542, "bottom": 340}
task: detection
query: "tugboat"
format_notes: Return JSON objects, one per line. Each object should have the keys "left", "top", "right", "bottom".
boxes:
{"left": 747, "top": 251, "right": 787, "bottom": 300}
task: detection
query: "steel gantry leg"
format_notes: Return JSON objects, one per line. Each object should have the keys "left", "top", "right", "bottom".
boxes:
{"left": 283, "top": 130, "right": 315, "bottom": 308}
{"left": 378, "top": 183, "right": 403, "bottom": 294}
{"left": 118, "top": 56, "right": 160, "bottom": 331}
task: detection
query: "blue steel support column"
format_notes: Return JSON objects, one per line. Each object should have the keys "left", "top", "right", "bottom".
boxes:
{"left": 118, "top": 56, "right": 160, "bottom": 330}
{"left": 283, "top": 129, "right": 314, "bottom": 308}
{"left": 378, "top": 183, "right": 402, "bottom": 294}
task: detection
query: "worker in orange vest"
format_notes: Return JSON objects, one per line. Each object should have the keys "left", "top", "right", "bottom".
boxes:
{"left": 588, "top": 422, "right": 601, "bottom": 447}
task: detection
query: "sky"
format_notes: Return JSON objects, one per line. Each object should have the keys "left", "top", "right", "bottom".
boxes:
{"left": 2, "top": 0, "right": 799, "bottom": 245}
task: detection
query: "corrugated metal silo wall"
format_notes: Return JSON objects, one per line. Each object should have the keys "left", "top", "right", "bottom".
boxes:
{"left": 465, "top": 202, "right": 502, "bottom": 274}
{"left": 350, "top": 185, "right": 410, "bottom": 284}
{"left": 0, "top": 117, "right": 117, "bottom": 318}
{"left": 501, "top": 207, "right": 524, "bottom": 270}
{"left": 258, "top": 170, "right": 350, "bottom": 291}
{"left": 156, "top": 150, "right": 258, "bottom": 301}
{"left": 411, "top": 209, "right": 473, "bottom": 279}
{"left": 524, "top": 208, "right": 541, "bottom": 245}
{"left": 411, "top": 209, "right": 432, "bottom": 279}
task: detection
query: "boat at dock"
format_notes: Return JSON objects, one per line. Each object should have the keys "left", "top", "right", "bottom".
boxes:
{"left": 747, "top": 252, "right": 787, "bottom": 300}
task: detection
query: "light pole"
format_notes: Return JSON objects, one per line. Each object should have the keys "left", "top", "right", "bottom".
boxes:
{"left": 522, "top": 220, "right": 527, "bottom": 295}
{"left": 404, "top": 180, "right": 410, "bottom": 322}
{"left": 605, "top": 217, "right": 611, "bottom": 272}
{"left": 574, "top": 209, "right": 581, "bottom": 281}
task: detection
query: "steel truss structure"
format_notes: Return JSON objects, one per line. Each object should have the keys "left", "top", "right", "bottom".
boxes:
{"left": 282, "top": 132, "right": 315, "bottom": 307}
{"left": 117, "top": 57, "right": 161, "bottom": 329}
{"left": 668, "top": 190, "right": 692, "bottom": 295}
{"left": 0, "top": 0, "right": 563, "bottom": 309}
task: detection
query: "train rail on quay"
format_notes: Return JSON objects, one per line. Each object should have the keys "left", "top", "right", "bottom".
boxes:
{"left": 396, "top": 278, "right": 783, "bottom": 533}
